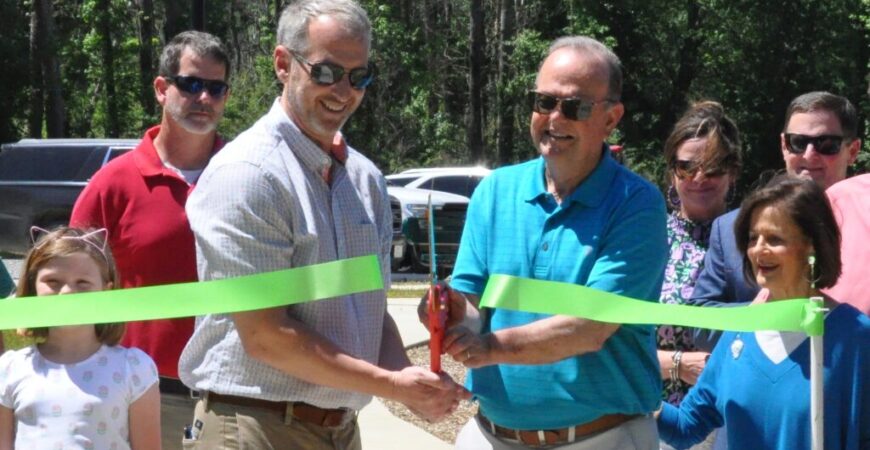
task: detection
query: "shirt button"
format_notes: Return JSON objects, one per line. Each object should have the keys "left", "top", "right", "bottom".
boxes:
{"left": 542, "top": 242, "right": 549, "bottom": 251}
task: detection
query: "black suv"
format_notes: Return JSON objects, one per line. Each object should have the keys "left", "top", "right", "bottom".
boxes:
{"left": 0, "top": 138, "right": 138, "bottom": 255}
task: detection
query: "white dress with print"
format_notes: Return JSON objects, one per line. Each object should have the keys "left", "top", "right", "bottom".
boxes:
{"left": 0, "top": 344, "right": 158, "bottom": 450}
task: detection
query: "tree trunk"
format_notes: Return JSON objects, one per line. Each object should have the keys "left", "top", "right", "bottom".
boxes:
{"left": 496, "top": 0, "right": 516, "bottom": 165}
{"left": 400, "top": 0, "right": 412, "bottom": 24}
{"left": 36, "top": 0, "right": 65, "bottom": 137}
{"left": 162, "top": 0, "right": 185, "bottom": 41}
{"left": 28, "top": 3, "right": 43, "bottom": 138}
{"left": 664, "top": 0, "right": 702, "bottom": 132}
{"left": 467, "top": 0, "right": 485, "bottom": 164}
{"left": 192, "top": 0, "right": 205, "bottom": 31}
{"left": 98, "top": 0, "right": 120, "bottom": 136}
{"left": 137, "top": 0, "right": 156, "bottom": 127}
{"left": 228, "top": 0, "right": 242, "bottom": 69}
{"left": 274, "top": 0, "right": 282, "bottom": 29}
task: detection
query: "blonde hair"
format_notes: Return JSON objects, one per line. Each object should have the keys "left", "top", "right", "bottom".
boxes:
{"left": 17, "top": 226, "right": 124, "bottom": 345}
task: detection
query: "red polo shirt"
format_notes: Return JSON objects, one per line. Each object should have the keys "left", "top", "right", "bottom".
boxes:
{"left": 71, "top": 126, "right": 221, "bottom": 378}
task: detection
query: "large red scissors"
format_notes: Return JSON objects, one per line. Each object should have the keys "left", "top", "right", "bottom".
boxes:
{"left": 426, "top": 194, "right": 449, "bottom": 372}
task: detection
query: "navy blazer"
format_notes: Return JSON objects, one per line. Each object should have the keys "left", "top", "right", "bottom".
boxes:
{"left": 687, "top": 209, "right": 759, "bottom": 351}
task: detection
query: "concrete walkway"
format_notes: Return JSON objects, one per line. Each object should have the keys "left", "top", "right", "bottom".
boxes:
{"left": 357, "top": 297, "right": 453, "bottom": 449}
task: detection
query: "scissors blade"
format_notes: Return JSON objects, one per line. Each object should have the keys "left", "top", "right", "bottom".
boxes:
{"left": 427, "top": 193, "right": 437, "bottom": 282}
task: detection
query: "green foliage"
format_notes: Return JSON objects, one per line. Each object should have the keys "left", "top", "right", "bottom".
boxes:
{"left": 1, "top": 0, "right": 866, "bottom": 188}
{"left": 220, "top": 54, "right": 279, "bottom": 140}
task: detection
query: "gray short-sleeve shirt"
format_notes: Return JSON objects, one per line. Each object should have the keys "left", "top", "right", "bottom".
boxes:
{"left": 178, "top": 99, "right": 392, "bottom": 411}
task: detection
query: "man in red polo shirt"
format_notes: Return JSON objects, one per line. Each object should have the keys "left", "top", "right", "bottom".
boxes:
{"left": 71, "top": 30, "right": 230, "bottom": 450}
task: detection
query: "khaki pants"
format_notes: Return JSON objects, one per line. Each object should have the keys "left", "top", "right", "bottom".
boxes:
{"left": 181, "top": 397, "right": 361, "bottom": 450}
{"left": 161, "top": 391, "right": 198, "bottom": 450}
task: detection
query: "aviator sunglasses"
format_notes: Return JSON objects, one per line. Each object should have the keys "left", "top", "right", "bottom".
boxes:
{"left": 783, "top": 133, "right": 845, "bottom": 156}
{"left": 528, "top": 91, "right": 616, "bottom": 121}
{"left": 166, "top": 75, "right": 230, "bottom": 98}
{"left": 673, "top": 160, "right": 729, "bottom": 180}
{"left": 292, "top": 53, "right": 374, "bottom": 90}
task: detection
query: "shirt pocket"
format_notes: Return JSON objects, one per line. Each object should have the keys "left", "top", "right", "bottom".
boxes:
{"left": 344, "top": 216, "right": 381, "bottom": 259}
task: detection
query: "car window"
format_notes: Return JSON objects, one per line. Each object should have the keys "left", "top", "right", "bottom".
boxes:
{"left": 105, "top": 147, "right": 133, "bottom": 163}
{"left": 467, "top": 176, "right": 484, "bottom": 197}
{"left": 430, "top": 176, "right": 471, "bottom": 197}
{"left": 0, "top": 145, "right": 103, "bottom": 182}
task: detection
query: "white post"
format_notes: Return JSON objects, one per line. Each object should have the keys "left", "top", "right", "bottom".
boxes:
{"left": 809, "top": 296, "right": 824, "bottom": 450}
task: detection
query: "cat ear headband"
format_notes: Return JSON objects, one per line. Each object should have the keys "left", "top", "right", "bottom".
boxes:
{"left": 30, "top": 226, "right": 109, "bottom": 261}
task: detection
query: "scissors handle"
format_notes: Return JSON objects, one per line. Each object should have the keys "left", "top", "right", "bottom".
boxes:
{"left": 428, "top": 284, "right": 449, "bottom": 372}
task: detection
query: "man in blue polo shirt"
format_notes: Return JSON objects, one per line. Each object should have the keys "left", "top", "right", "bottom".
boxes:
{"left": 432, "top": 36, "right": 668, "bottom": 449}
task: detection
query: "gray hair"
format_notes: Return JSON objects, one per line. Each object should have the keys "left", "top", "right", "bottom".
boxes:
{"left": 543, "top": 36, "right": 622, "bottom": 101}
{"left": 158, "top": 31, "right": 231, "bottom": 80}
{"left": 278, "top": 0, "right": 371, "bottom": 55}
{"left": 782, "top": 91, "right": 859, "bottom": 140}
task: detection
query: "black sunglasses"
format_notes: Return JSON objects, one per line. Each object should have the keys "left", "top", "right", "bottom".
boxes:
{"left": 166, "top": 75, "right": 229, "bottom": 98}
{"left": 528, "top": 91, "right": 615, "bottom": 121}
{"left": 292, "top": 53, "right": 374, "bottom": 90}
{"left": 784, "top": 133, "right": 845, "bottom": 156}
{"left": 673, "top": 160, "right": 728, "bottom": 180}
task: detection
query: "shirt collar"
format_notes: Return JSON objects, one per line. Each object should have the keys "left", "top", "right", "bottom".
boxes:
{"left": 523, "top": 143, "right": 619, "bottom": 208}
{"left": 133, "top": 126, "right": 170, "bottom": 178}
{"left": 134, "top": 125, "right": 224, "bottom": 180}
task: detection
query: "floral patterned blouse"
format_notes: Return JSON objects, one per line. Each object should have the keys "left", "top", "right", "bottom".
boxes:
{"left": 658, "top": 212, "right": 714, "bottom": 405}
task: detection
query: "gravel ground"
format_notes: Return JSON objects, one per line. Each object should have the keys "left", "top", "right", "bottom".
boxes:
{"left": 382, "top": 343, "right": 475, "bottom": 444}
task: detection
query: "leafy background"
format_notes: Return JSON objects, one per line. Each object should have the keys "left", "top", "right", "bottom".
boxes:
{"left": 2, "top": 0, "right": 868, "bottom": 199}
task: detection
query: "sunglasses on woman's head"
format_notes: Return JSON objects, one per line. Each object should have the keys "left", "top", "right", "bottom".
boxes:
{"left": 166, "top": 75, "right": 229, "bottom": 98}
{"left": 292, "top": 53, "right": 374, "bottom": 90}
{"left": 784, "top": 133, "right": 845, "bottom": 155}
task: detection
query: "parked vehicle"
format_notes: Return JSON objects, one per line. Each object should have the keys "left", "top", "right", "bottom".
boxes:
{"left": 388, "top": 193, "right": 402, "bottom": 264}
{"left": 386, "top": 185, "right": 469, "bottom": 274}
{"left": 0, "top": 138, "right": 138, "bottom": 255}
{"left": 386, "top": 166, "right": 491, "bottom": 199}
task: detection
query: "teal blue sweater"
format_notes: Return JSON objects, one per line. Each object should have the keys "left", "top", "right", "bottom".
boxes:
{"left": 658, "top": 304, "right": 870, "bottom": 449}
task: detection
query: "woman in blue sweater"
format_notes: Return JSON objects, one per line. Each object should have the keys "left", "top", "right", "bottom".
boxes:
{"left": 657, "top": 176, "right": 870, "bottom": 450}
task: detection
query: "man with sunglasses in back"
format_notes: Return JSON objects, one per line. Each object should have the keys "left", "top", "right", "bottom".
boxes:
{"left": 177, "top": 1, "right": 467, "bottom": 449}
{"left": 689, "top": 91, "right": 863, "bottom": 351}
{"left": 419, "top": 36, "right": 668, "bottom": 449}
{"left": 70, "top": 31, "right": 230, "bottom": 449}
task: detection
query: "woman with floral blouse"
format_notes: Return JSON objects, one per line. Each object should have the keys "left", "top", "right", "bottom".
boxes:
{"left": 658, "top": 101, "right": 742, "bottom": 407}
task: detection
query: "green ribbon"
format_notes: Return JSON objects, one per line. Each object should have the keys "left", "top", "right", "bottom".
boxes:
{"left": 0, "top": 255, "right": 383, "bottom": 330}
{"left": 480, "top": 274, "right": 825, "bottom": 336}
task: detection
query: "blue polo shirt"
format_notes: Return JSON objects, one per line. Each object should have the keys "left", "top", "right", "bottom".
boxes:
{"left": 451, "top": 148, "right": 668, "bottom": 429}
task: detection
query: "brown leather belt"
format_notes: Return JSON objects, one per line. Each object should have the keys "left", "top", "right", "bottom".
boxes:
{"left": 478, "top": 411, "right": 640, "bottom": 447}
{"left": 205, "top": 392, "right": 353, "bottom": 427}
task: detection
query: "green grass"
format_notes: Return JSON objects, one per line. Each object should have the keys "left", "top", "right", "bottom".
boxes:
{"left": 387, "top": 288, "right": 427, "bottom": 299}
{"left": 2, "top": 330, "right": 34, "bottom": 351}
